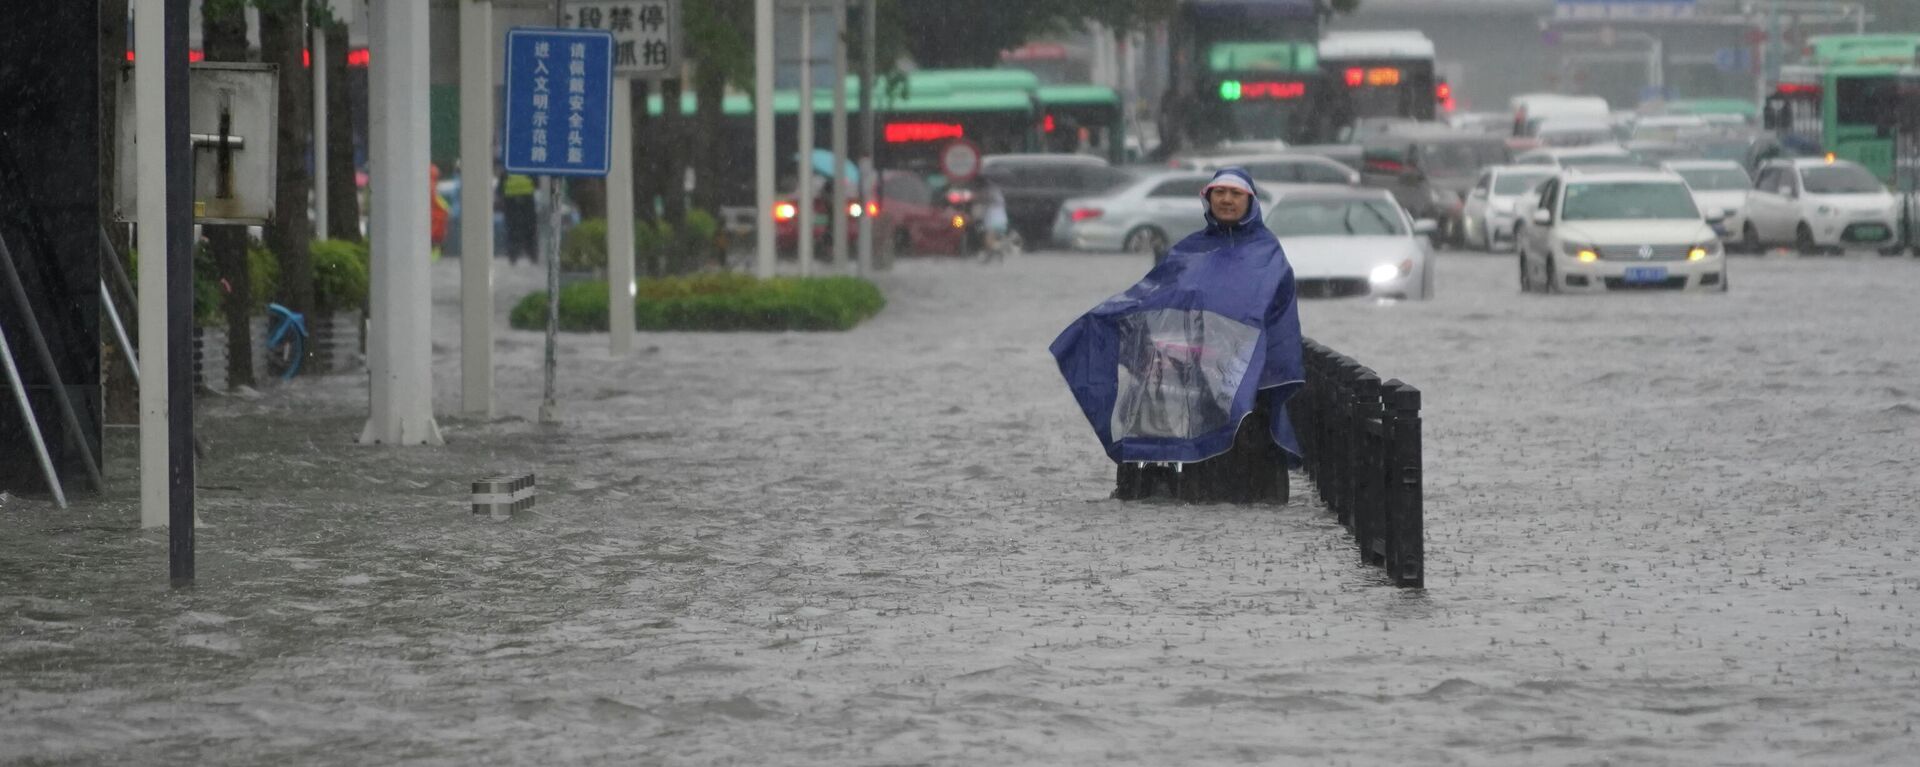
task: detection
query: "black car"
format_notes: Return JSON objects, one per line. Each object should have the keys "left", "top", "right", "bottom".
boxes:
{"left": 1359, "top": 127, "right": 1511, "bottom": 246}
{"left": 981, "top": 154, "right": 1134, "bottom": 247}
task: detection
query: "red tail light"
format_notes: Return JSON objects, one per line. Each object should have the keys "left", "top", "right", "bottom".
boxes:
{"left": 773, "top": 202, "right": 797, "bottom": 221}
{"left": 1070, "top": 208, "right": 1103, "bottom": 222}
{"left": 866, "top": 202, "right": 880, "bottom": 216}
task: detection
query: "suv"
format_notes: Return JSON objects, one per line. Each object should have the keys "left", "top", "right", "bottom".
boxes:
{"left": 980, "top": 154, "right": 1132, "bottom": 248}
{"left": 1515, "top": 168, "right": 1727, "bottom": 293}
{"left": 1361, "top": 128, "right": 1512, "bottom": 246}
{"left": 1742, "top": 157, "right": 1903, "bottom": 255}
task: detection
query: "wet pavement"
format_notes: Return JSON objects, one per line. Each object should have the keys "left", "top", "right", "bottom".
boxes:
{"left": 3, "top": 247, "right": 1919, "bottom": 765}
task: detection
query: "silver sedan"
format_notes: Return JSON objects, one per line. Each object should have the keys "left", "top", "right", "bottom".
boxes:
{"left": 1052, "top": 171, "right": 1222, "bottom": 259}
{"left": 1266, "top": 187, "right": 1436, "bottom": 300}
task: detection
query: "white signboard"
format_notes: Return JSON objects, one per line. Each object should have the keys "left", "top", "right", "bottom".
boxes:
{"left": 115, "top": 63, "right": 280, "bottom": 224}
{"left": 562, "top": 1, "right": 681, "bottom": 79}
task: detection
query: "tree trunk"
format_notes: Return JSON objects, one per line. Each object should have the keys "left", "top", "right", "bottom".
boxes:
{"left": 629, "top": 78, "right": 655, "bottom": 225}
{"left": 692, "top": 61, "right": 726, "bottom": 218}
{"left": 259, "top": 1, "right": 313, "bottom": 319}
{"left": 325, "top": 18, "right": 360, "bottom": 243}
{"left": 203, "top": 0, "right": 253, "bottom": 390}
{"left": 659, "top": 77, "right": 687, "bottom": 226}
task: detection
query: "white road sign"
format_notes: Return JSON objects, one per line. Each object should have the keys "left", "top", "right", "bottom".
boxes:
{"left": 563, "top": 0, "right": 681, "bottom": 78}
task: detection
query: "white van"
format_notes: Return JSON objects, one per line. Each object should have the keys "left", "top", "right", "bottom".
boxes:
{"left": 1509, "top": 94, "right": 1611, "bottom": 139}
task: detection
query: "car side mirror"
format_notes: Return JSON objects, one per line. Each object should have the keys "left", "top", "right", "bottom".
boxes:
{"left": 1531, "top": 208, "right": 1553, "bottom": 226}
{"left": 1412, "top": 219, "right": 1440, "bottom": 235}
{"left": 1706, "top": 212, "right": 1727, "bottom": 225}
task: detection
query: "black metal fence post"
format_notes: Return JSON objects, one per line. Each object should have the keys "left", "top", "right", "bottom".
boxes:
{"left": 1291, "top": 337, "right": 1424, "bottom": 588}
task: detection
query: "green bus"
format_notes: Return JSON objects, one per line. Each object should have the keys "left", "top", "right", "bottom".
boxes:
{"left": 1765, "top": 34, "right": 1920, "bottom": 181}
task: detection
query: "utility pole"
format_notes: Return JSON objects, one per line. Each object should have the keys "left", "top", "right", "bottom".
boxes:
{"left": 755, "top": 0, "right": 775, "bottom": 278}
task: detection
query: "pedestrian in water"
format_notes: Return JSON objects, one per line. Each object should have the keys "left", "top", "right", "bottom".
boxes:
{"left": 501, "top": 170, "right": 538, "bottom": 265}
{"left": 1051, "top": 167, "right": 1305, "bottom": 503}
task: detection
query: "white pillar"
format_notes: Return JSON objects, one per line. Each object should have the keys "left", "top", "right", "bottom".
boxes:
{"left": 360, "top": 0, "right": 444, "bottom": 446}
{"left": 830, "top": 0, "right": 850, "bottom": 269}
{"left": 136, "top": 0, "right": 169, "bottom": 528}
{"left": 312, "top": 3, "right": 329, "bottom": 238}
{"left": 608, "top": 83, "right": 636, "bottom": 355}
{"left": 754, "top": 0, "right": 776, "bottom": 279}
{"left": 459, "top": 0, "right": 494, "bottom": 416}
{"left": 796, "top": 6, "right": 815, "bottom": 276}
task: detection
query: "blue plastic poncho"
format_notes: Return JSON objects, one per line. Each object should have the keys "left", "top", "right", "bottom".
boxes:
{"left": 1050, "top": 167, "right": 1304, "bottom": 465}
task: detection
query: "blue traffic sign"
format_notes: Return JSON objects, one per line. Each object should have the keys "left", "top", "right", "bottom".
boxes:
{"left": 502, "top": 28, "right": 615, "bottom": 177}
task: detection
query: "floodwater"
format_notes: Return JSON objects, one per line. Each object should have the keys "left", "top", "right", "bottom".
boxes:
{"left": 3, "top": 247, "right": 1919, "bottom": 765}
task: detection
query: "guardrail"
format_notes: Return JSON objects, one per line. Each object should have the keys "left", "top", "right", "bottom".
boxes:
{"left": 1290, "top": 338, "right": 1424, "bottom": 588}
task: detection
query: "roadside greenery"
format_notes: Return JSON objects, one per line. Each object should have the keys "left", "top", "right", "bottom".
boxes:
{"left": 510, "top": 273, "right": 885, "bottom": 332}
{"left": 560, "top": 211, "right": 723, "bottom": 277}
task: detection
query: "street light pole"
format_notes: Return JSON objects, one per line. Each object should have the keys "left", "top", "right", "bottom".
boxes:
{"left": 755, "top": 0, "right": 775, "bottom": 279}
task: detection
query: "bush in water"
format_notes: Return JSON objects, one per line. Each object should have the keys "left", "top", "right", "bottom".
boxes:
{"left": 509, "top": 274, "right": 884, "bottom": 332}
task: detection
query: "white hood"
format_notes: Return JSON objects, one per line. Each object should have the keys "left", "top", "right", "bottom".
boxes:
{"left": 1557, "top": 219, "right": 1719, "bottom": 246}
{"left": 1279, "top": 236, "right": 1423, "bottom": 280}
{"left": 1690, "top": 190, "right": 1748, "bottom": 217}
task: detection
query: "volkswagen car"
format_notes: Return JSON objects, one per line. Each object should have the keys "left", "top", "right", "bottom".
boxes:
{"left": 1515, "top": 168, "right": 1728, "bottom": 293}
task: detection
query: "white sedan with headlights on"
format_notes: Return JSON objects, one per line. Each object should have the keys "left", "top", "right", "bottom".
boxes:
{"left": 1462, "top": 165, "right": 1557, "bottom": 252}
{"left": 1515, "top": 168, "right": 1728, "bottom": 293}
{"left": 1265, "top": 187, "right": 1435, "bottom": 300}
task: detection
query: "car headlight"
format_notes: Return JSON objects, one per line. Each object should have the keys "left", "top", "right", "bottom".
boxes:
{"left": 1368, "top": 262, "right": 1409, "bottom": 284}
{"left": 1561, "top": 241, "right": 1599, "bottom": 263}
{"left": 1688, "top": 241, "right": 1722, "bottom": 261}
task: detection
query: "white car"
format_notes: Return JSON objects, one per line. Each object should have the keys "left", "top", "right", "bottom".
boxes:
{"left": 1515, "top": 168, "right": 1728, "bottom": 293}
{"left": 1662, "top": 160, "right": 1751, "bottom": 246}
{"left": 1172, "top": 152, "right": 1360, "bottom": 187}
{"left": 1052, "top": 171, "right": 1223, "bottom": 259}
{"left": 1743, "top": 157, "right": 1904, "bottom": 255}
{"left": 1514, "top": 144, "right": 1642, "bottom": 170}
{"left": 1265, "top": 187, "right": 1435, "bottom": 300}
{"left": 1462, "top": 165, "right": 1557, "bottom": 252}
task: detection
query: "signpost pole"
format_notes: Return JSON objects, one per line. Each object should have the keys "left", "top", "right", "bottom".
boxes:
{"left": 755, "top": 0, "right": 776, "bottom": 279}
{"left": 541, "top": 0, "right": 565, "bottom": 425}
{"left": 830, "top": 0, "right": 850, "bottom": 270}
{"left": 796, "top": 5, "right": 815, "bottom": 276}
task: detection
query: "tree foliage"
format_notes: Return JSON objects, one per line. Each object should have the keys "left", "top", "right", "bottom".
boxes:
{"left": 896, "top": 0, "right": 1179, "bottom": 68}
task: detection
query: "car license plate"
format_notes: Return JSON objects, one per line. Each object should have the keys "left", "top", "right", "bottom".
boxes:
{"left": 1623, "top": 266, "right": 1667, "bottom": 283}
{"left": 1854, "top": 225, "right": 1888, "bottom": 241}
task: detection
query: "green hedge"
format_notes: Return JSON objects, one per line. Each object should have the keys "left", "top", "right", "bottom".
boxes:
{"left": 559, "top": 209, "right": 722, "bottom": 276}
{"left": 310, "top": 239, "right": 371, "bottom": 313}
{"left": 509, "top": 273, "right": 884, "bottom": 332}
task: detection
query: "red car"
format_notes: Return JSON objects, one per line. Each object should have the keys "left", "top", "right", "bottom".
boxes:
{"left": 772, "top": 176, "right": 868, "bottom": 254}
{"left": 873, "top": 170, "right": 966, "bottom": 257}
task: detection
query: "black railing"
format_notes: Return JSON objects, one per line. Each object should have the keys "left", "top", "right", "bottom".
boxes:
{"left": 1290, "top": 338, "right": 1424, "bottom": 588}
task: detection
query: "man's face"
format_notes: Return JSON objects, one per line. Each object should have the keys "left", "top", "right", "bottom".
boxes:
{"left": 1209, "top": 186, "right": 1250, "bottom": 224}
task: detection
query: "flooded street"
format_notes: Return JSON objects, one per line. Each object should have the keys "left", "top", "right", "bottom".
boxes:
{"left": 4, "top": 249, "right": 1919, "bottom": 765}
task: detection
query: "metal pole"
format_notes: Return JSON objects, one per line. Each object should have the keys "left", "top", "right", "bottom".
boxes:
{"left": 101, "top": 281, "right": 139, "bottom": 384}
{"left": 539, "top": 0, "right": 563, "bottom": 424}
{"left": 0, "top": 318, "right": 66, "bottom": 509}
{"left": 858, "top": 0, "right": 877, "bottom": 274}
{"left": 359, "top": 0, "right": 444, "bottom": 445}
{"left": 608, "top": 81, "right": 637, "bottom": 354}
{"left": 755, "top": 0, "right": 776, "bottom": 279}
{"left": 830, "top": 0, "right": 849, "bottom": 270}
{"left": 163, "top": 0, "right": 195, "bottom": 583}
{"left": 100, "top": 228, "right": 139, "bottom": 320}
{"left": 460, "top": 0, "right": 495, "bottom": 416}
{"left": 796, "top": 5, "right": 815, "bottom": 276}
{"left": 312, "top": 0, "right": 329, "bottom": 238}
{"left": 0, "top": 233, "right": 102, "bottom": 492}
{"left": 136, "top": 0, "right": 171, "bottom": 529}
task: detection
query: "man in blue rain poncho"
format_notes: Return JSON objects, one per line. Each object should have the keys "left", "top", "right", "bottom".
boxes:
{"left": 1049, "top": 167, "right": 1304, "bottom": 503}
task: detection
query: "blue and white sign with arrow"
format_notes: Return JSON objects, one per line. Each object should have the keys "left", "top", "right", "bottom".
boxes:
{"left": 502, "top": 28, "right": 616, "bottom": 177}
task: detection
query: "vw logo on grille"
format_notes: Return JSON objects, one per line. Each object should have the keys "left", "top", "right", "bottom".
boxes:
{"left": 1636, "top": 245, "right": 1654, "bottom": 259}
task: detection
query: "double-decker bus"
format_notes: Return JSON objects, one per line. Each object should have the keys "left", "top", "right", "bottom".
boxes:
{"left": 1315, "top": 30, "right": 1440, "bottom": 135}
{"left": 1160, "top": 0, "right": 1325, "bottom": 153}
{"left": 1765, "top": 34, "right": 1920, "bottom": 182}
